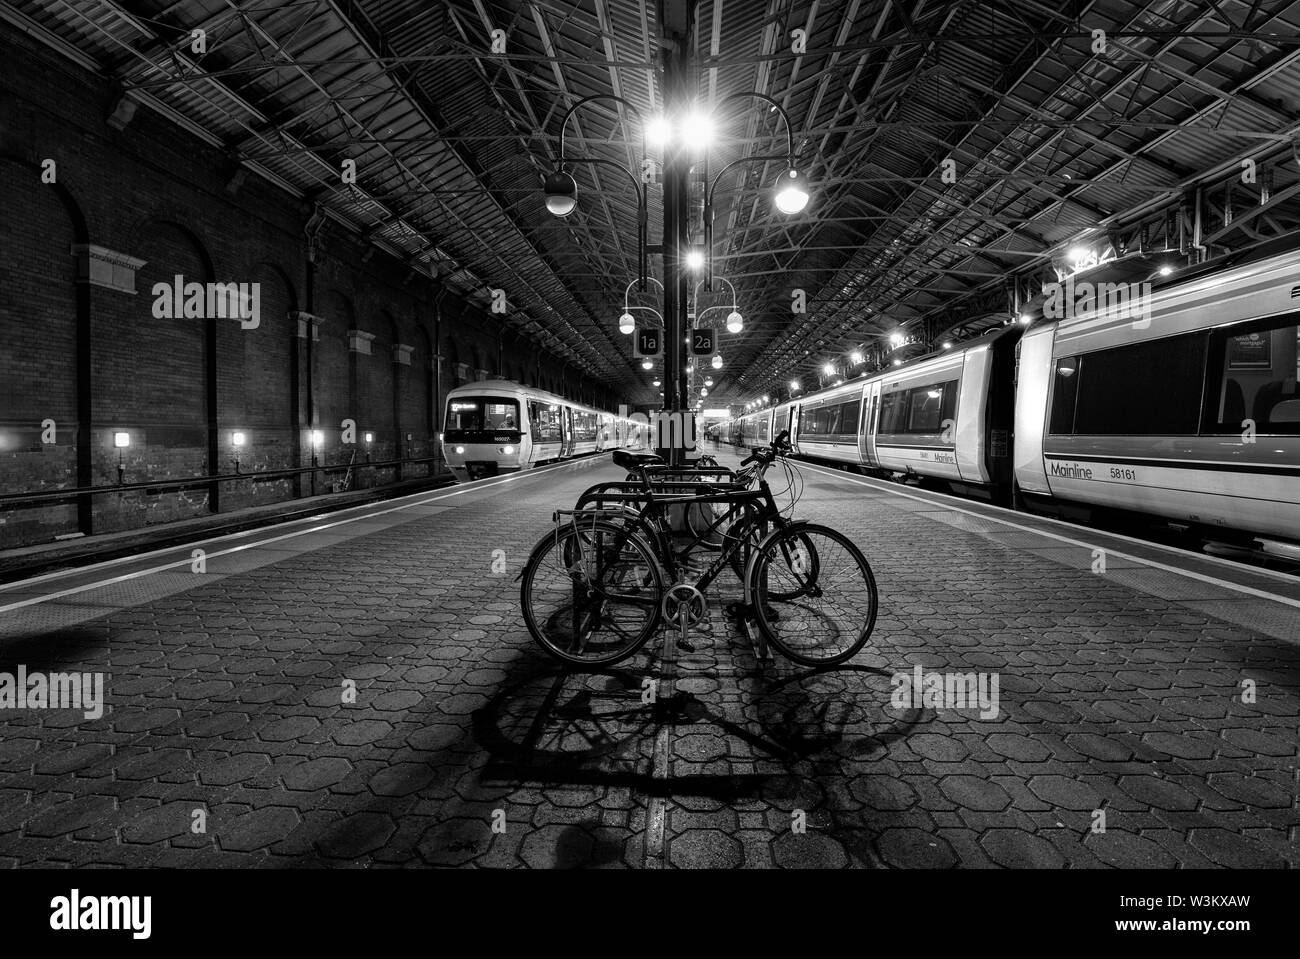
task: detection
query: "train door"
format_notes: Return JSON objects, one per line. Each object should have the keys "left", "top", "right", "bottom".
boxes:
{"left": 561, "top": 406, "right": 574, "bottom": 457}
{"left": 790, "top": 403, "right": 801, "bottom": 453}
{"left": 862, "top": 382, "right": 881, "bottom": 467}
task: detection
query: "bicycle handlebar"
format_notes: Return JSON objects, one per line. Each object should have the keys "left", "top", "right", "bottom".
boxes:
{"left": 739, "top": 429, "right": 792, "bottom": 467}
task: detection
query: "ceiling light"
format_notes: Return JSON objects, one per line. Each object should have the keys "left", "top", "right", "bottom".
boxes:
{"left": 685, "top": 248, "right": 705, "bottom": 271}
{"left": 680, "top": 110, "right": 714, "bottom": 150}
{"left": 822, "top": 363, "right": 834, "bottom": 375}
{"left": 726, "top": 310, "right": 743, "bottom": 334}
{"left": 850, "top": 351, "right": 863, "bottom": 365}
{"left": 711, "top": 354, "right": 723, "bottom": 369}
{"left": 647, "top": 114, "right": 671, "bottom": 147}
{"left": 789, "top": 380, "right": 801, "bottom": 392}
{"left": 641, "top": 359, "right": 652, "bottom": 370}
{"left": 619, "top": 312, "right": 635, "bottom": 335}
{"left": 1158, "top": 264, "right": 1174, "bottom": 276}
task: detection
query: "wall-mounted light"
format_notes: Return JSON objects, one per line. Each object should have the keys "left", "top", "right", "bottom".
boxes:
{"left": 113, "top": 431, "right": 129, "bottom": 485}
{"left": 232, "top": 431, "right": 245, "bottom": 473}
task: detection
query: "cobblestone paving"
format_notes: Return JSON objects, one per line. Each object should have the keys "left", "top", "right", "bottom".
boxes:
{"left": 0, "top": 450, "right": 1296, "bottom": 868}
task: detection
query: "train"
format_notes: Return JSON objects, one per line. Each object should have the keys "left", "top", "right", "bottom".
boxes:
{"left": 732, "top": 242, "right": 1300, "bottom": 560}
{"left": 441, "top": 379, "right": 647, "bottom": 483}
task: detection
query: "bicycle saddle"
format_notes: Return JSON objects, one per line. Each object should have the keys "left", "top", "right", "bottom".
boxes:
{"left": 612, "top": 450, "right": 664, "bottom": 470}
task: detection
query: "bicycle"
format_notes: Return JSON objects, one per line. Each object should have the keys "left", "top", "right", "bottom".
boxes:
{"left": 519, "top": 431, "right": 878, "bottom": 668}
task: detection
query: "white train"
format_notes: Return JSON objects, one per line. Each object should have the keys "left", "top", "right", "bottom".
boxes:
{"left": 733, "top": 244, "right": 1300, "bottom": 557}
{"left": 441, "top": 380, "right": 646, "bottom": 483}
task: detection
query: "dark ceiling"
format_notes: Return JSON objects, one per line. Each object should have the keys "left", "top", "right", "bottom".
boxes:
{"left": 12, "top": 0, "right": 1300, "bottom": 407}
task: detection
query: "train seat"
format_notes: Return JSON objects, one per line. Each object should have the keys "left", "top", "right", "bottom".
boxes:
{"left": 1254, "top": 377, "right": 1299, "bottom": 428}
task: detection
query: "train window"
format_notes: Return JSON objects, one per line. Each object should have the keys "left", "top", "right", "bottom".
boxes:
{"left": 1204, "top": 315, "right": 1300, "bottom": 435}
{"left": 446, "top": 398, "right": 519, "bottom": 432}
{"left": 880, "top": 381, "right": 956, "bottom": 434}
{"left": 573, "top": 411, "right": 598, "bottom": 442}
{"left": 1049, "top": 357, "right": 1080, "bottom": 434}
{"left": 774, "top": 409, "right": 789, "bottom": 435}
{"left": 1072, "top": 332, "right": 1206, "bottom": 435}
{"left": 528, "top": 402, "right": 562, "bottom": 443}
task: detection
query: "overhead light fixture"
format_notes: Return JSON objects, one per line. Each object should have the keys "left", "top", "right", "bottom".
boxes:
{"left": 685, "top": 248, "right": 705, "bottom": 271}
{"left": 726, "top": 310, "right": 743, "bottom": 334}
{"left": 942, "top": 341, "right": 953, "bottom": 349}
{"left": 704, "top": 378, "right": 714, "bottom": 387}
{"left": 543, "top": 169, "right": 578, "bottom": 217}
{"left": 647, "top": 114, "right": 671, "bottom": 147}
{"left": 888, "top": 331, "right": 905, "bottom": 348}
{"left": 680, "top": 110, "right": 714, "bottom": 150}
{"left": 619, "top": 312, "right": 635, "bottom": 335}
{"left": 892, "top": 359, "right": 902, "bottom": 366}
{"left": 711, "top": 354, "right": 723, "bottom": 370}
{"left": 310, "top": 430, "right": 323, "bottom": 447}
{"left": 773, "top": 168, "right": 810, "bottom": 215}
{"left": 1158, "top": 264, "right": 1174, "bottom": 276}
{"left": 789, "top": 380, "right": 801, "bottom": 392}
{"left": 822, "top": 363, "right": 835, "bottom": 376}
{"left": 641, "top": 359, "right": 652, "bottom": 370}
{"left": 850, "top": 351, "right": 863, "bottom": 365}
{"left": 653, "top": 379, "right": 661, "bottom": 387}
{"left": 1018, "top": 313, "right": 1033, "bottom": 325}
{"left": 762, "top": 395, "right": 769, "bottom": 403}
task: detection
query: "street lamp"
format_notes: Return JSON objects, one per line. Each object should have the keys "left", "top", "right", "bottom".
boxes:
{"left": 543, "top": 94, "right": 649, "bottom": 287}
{"left": 711, "top": 354, "right": 723, "bottom": 370}
{"left": 621, "top": 276, "right": 664, "bottom": 335}
{"left": 703, "top": 92, "right": 812, "bottom": 287}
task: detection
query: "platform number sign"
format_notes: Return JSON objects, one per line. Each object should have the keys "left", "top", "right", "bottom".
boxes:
{"left": 690, "top": 327, "right": 715, "bottom": 356}
{"left": 634, "top": 326, "right": 662, "bottom": 358}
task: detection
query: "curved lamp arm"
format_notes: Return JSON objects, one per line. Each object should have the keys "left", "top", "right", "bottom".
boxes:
{"left": 554, "top": 94, "right": 649, "bottom": 289}
{"left": 694, "top": 275, "right": 736, "bottom": 306}
{"left": 625, "top": 276, "right": 664, "bottom": 310}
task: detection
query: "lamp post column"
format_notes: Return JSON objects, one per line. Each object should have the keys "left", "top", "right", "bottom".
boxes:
{"left": 660, "top": 9, "right": 693, "bottom": 466}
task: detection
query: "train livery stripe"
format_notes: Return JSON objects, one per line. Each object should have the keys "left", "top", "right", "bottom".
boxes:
{"left": 1044, "top": 453, "right": 1300, "bottom": 477}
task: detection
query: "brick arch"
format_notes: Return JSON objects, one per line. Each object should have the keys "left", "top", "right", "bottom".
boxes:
{"left": 1, "top": 156, "right": 89, "bottom": 544}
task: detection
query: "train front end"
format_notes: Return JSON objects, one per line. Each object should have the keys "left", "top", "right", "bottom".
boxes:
{"left": 441, "top": 392, "right": 525, "bottom": 483}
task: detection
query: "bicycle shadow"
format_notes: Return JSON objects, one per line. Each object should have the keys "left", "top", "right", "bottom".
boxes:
{"left": 470, "top": 658, "right": 923, "bottom": 797}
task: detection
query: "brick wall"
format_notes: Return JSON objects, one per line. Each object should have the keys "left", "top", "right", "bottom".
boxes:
{"left": 0, "top": 29, "right": 597, "bottom": 549}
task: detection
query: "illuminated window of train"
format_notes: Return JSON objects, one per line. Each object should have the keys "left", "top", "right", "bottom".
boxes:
{"left": 880, "top": 382, "right": 956, "bottom": 434}
{"left": 1204, "top": 315, "right": 1300, "bottom": 435}
{"left": 446, "top": 398, "right": 519, "bottom": 432}
{"left": 528, "top": 401, "right": 562, "bottom": 442}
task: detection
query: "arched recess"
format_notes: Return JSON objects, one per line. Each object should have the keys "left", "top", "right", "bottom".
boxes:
{"left": 124, "top": 217, "right": 217, "bottom": 527}
{"left": 0, "top": 156, "right": 88, "bottom": 546}
{"left": 224, "top": 260, "right": 297, "bottom": 508}
{"left": 315, "top": 288, "right": 354, "bottom": 454}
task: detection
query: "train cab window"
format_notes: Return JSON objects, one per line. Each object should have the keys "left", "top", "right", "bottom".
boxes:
{"left": 1204, "top": 315, "right": 1300, "bottom": 435}
{"left": 528, "top": 402, "right": 562, "bottom": 443}
{"left": 446, "top": 398, "right": 519, "bottom": 432}
{"left": 1071, "top": 333, "right": 1205, "bottom": 435}
{"left": 1049, "top": 357, "right": 1080, "bottom": 434}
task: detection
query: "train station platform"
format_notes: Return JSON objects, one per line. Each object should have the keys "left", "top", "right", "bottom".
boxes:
{"left": 0, "top": 447, "right": 1296, "bottom": 869}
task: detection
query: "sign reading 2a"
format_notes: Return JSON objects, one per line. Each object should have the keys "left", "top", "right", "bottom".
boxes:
{"left": 634, "top": 327, "right": 662, "bottom": 358}
{"left": 690, "top": 327, "right": 715, "bottom": 355}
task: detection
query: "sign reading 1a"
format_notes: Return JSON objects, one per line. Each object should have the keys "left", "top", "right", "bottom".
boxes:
{"left": 690, "top": 327, "right": 715, "bottom": 355}
{"left": 634, "top": 326, "right": 662, "bottom": 358}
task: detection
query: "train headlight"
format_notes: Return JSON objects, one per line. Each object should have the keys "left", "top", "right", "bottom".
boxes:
{"left": 499, "top": 446, "right": 515, "bottom": 455}
{"left": 454, "top": 446, "right": 465, "bottom": 455}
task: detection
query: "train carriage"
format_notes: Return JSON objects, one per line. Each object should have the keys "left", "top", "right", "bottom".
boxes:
{"left": 1015, "top": 247, "right": 1300, "bottom": 554}
{"left": 441, "top": 380, "right": 623, "bottom": 483}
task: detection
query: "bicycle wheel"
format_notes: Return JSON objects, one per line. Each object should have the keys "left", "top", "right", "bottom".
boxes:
{"left": 521, "top": 520, "right": 663, "bottom": 667}
{"left": 748, "top": 523, "right": 877, "bottom": 666}
{"left": 685, "top": 476, "right": 739, "bottom": 550}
